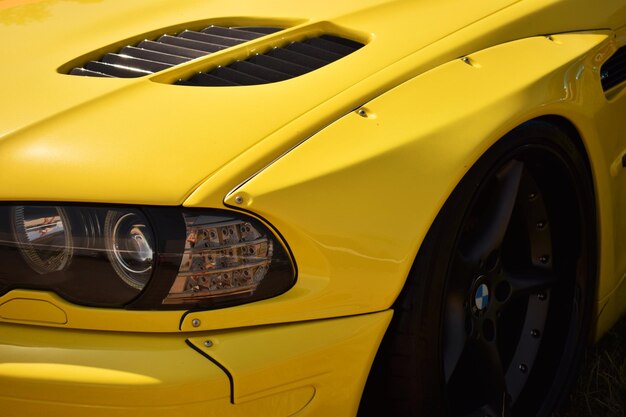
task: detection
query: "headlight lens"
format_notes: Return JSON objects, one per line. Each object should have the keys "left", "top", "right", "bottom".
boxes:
{"left": 0, "top": 205, "right": 295, "bottom": 309}
{"left": 11, "top": 206, "right": 73, "bottom": 274}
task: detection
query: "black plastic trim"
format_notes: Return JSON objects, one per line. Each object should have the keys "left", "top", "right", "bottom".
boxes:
{"left": 185, "top": 339, "right": 235, "bottom": 404}
{"left": 601, "top": 46, "right": 626, "bottom": 92}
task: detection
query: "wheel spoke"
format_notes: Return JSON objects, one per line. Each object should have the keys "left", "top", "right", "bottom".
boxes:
{"left": 467, "top": 336, "right": 509, "bottom": 414}
{"left": 505, "top": 269, "right": 558, "bottom": 301}
{"left": 462, "top": 160, "right": 524, "bottom": 265}
{"left": 453, "top": 249, "right": 479, "bottom": 281}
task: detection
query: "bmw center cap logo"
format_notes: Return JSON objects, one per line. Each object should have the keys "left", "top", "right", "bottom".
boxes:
{"left": 474, "top": 284, "right": 490, "bottom": 311}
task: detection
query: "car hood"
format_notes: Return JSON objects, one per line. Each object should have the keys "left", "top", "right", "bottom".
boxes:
{"left": 0, "top": 0, "right": 610, "bottom": 205}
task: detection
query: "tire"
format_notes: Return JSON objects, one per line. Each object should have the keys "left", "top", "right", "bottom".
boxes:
{"left": 359, "top": 119, "right": 597, "bottom": 417}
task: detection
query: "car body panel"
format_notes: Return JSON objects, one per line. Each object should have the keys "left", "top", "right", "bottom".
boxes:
{"left": 184, "top": 0, "right": 626, "bottom": 208}
{"left": 0, "top": 310, "right": 390, "bottom": 416}
{"left": 0, "top": 321, "right": 232, "bottom": 416}
{"left": 0, "top": 0, "right": 624, "bottom": 205}
{"left": 187, "top": 310, "right": 391, "bottom": 410}
{"left": 0, "top": 0, "right": 521, "bottom": 205}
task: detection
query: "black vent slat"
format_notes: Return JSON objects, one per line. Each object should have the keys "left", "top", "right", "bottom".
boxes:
{"left": 186, "top": 72, "right": 240, "bottom": 86}
{"left": 158, "top": 35, "right": 226, "bottom": 54}
{"left": 286, "top": 42, "right": 343, "bottom": 63}
{"left": 248, "top": 54, "right": 311, "bottom": 76}
{"left": 137, "top": 40, "right": 207, "bottom": 59}
{"left": 603, "top": 65, "right": 626, "bottom": 90}
{"left": 84, "top": 61, "right": 151, "bottom": 78}
{"left": 70, "top": 67, "right": 113, "bottom": 77}
{"left": 120, "top": 46, "right": 191, "bottom": 65}
{"left": 211, "top": 67, "right": 269, "bottom": 85}
{"left": 102, "top": 53, "right": 173, "bottom": 73}
{"left": 237, "top": 27, "right": 283, "bottom": 34}
{"left": 179, "top": 30, "right": 245, "bottom": 47}
{"left": 601, "top": 47, "right": 626, "bottom": 91}
{"left": 180, "top": 34, "right": 364, "bottom": 87}
{"left": 267, "top": 47, "right": 327, "bottom": 70}
{"left": 202, "top": 26, "right": 266, "bottom": 41}
{"left": 230, "top": 61, "right": 291, "bottom": 82}
{"left": 320, "top": 35, "right": 364, "bottom": 50}
{"left": 305, "top": 37, "right": 359, "bottom": 55}
{"left": 69, "top": 25, "right": 281, "bottom": 78}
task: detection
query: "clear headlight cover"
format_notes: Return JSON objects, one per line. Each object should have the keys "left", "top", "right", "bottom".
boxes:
{"left": 0, "top": 205, "right": 295, "bottom": 309}
{"left": 11, "top": 206, "right": 73, "bottom": 274}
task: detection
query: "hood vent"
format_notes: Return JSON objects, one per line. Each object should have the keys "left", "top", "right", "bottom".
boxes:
{"left": 601, "top": 46, "right": 626, "bottom": 92}
{"left": 177, "top": 35, "right": 363, "bottom": 86}
{"left": 69, "top": 26, "right": 282, "bottom": 78}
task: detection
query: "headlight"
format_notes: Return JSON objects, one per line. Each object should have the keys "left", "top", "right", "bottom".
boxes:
{"left": 0, "top": 205, "right": 295, "bottom": 309}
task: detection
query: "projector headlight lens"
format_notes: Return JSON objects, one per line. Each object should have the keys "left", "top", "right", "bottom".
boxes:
{"left": 105, "top": 210, "right": 154, "bottom": 290}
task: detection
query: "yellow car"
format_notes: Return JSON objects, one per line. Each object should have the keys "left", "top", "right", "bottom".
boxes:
{"left": 1, "top": 0, "right": 626, "bottom": 416}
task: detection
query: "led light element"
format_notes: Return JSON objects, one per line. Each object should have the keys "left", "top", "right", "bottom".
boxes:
{"left": 164, "top": 214, "right": 274, "bottom": 304}
{"left": 11, "top": 206, "right": 73, "bottom": 274}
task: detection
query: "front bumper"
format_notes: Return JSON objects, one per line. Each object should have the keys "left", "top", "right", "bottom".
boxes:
{"left": 0, "top": 310, "right": 391, "bottom": 417}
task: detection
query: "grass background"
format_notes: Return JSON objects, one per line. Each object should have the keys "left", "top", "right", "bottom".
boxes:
{"left": 556, "top": 317, "right": 626, "bottom": 417}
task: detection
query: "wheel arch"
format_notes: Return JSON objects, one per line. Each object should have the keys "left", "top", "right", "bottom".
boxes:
{"left": 358, "top": 115, "right": 599, "bottom": 416}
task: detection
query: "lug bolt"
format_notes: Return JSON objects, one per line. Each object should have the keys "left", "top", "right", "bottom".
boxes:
{"left": 528, "top": 192, "right": 537, "bottom": 200}
{"left": 539, "top": 255, "right": 550, "bottom": 264}
{"left": 531, "top": 329, "right": 541, "bottom": 338}
{"left": 538, "top": 292, "right": 547, "bottom": 301}
{"left": 519, "top": 364, "right": 528, "bottom": 373}
{"left": 536, "top": 221, "right": 546, "bottom": 229}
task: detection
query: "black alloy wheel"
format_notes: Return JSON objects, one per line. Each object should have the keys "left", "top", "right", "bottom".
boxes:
{"left": 359, "top": 119, "right": 596, "bottom": 417}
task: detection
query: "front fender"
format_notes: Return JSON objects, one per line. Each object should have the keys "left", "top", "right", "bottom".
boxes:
{"left": 183, "top": 32, "right": 612, "bottom": 331}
